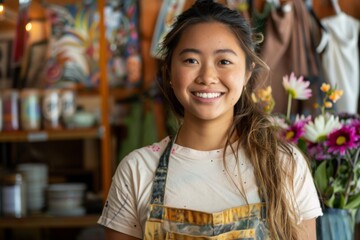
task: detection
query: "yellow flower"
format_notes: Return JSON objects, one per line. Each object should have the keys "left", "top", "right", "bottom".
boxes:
{"left": 251, "top": 93, "right": 258, "bottom": 103}
{"left": 320, "top": 83, "right": 331, "bottom": 93}
{"left": 258, "top": 86, "right": 272, "bottom": 102}
{"left": 324, "top": 101, "right": 333, "bottom": 108}
{"left": 264, "top": 100, "right": 275, "bottom": 113}
{"left": 329, "top": 90, "right": 344, "bottom": 103}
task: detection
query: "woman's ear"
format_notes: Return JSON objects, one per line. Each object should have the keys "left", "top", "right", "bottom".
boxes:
{"left": 245, "top": 62, "right": 255, "bottom": 85}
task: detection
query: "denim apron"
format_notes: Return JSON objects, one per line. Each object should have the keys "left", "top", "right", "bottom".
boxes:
{"left": 143, "top": 138, "right": 270, "bottom": 240}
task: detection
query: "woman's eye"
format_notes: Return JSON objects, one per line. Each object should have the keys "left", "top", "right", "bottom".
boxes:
{"left": 184, "top": 58, "right": 198, "bottom": 64}
{"left": 219, "top": 59, "right": 231, "bottom": 65}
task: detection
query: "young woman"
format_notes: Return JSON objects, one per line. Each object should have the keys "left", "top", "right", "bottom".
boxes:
{"left": 98, "top": 1, "right": 323, "bottom": 239}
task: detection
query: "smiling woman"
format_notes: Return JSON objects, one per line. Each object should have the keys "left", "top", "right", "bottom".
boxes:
{"left": 97, "top": 1, "right": 323, "bottom": 239}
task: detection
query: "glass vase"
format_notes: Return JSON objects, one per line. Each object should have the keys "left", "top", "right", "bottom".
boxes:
{"left": 316, "top": 208, "right": 354, "bottom": 240}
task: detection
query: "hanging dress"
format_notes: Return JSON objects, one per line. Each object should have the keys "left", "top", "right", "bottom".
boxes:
{"left": 320, "top": 1, "right": 360, "bottom": 114}
{"left": 260, "top": 0, "right": 325, "bottom": 115}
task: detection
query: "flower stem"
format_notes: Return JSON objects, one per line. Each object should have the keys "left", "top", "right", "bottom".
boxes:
{"left": 353, "top": 148, "right": 360, "bottom": 166}
{"left": 287, "top": 94, "right": 292, "bottom": 120}
{"left": 344, "top": 168, "right": 353, "bottom": 205}
{"left": 343, "top": 149, "right": 360, "bottom": 206}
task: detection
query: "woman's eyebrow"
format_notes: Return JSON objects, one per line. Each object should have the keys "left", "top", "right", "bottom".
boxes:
{"left": 179, "top": 48, "right": 238, "bottom": 56}
{"left": 179, "top": 48, "right": 200, "bottom": 55}
{"left": 214, "top": 49, "right": 238, "bottom": 56}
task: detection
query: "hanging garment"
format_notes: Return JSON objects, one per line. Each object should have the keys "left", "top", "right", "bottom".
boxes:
{"left": 150, "top": 0, "right": 186, "bottom": 59}
{"left": 106, "top": 0, "right": 142, "bottom": 87}
{"left": 321, "top": 10, "right": 360, "bottom": 114}
{"left": 260, "top": 1, "right": 325, "bottom": 115}
{"left": 143, "top": 138, "right": 270, "bottom": 239}
{"left": 118, "top": 99, "right": 158, "bottom": 162}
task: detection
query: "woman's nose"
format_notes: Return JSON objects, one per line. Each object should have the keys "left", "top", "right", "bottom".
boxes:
{"left": 195, "top": 64, "right": 219, "bottom": 85}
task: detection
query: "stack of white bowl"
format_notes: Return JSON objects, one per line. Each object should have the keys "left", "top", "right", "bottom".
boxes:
{"left": 47, "top": 183, "right": 86, "bottom": 216}
{"left": 16, "top": 163, "right": 48, "bottom": 214}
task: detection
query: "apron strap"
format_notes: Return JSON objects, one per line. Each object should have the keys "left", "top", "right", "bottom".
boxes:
{"left": 149, "top": 136, "right": 175, "bottom": 205}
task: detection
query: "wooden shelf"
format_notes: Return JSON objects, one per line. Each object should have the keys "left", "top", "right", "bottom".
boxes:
{"left": 110, "top": 87, "right": 142, "bottom": 100}
{"left": 77, "top": 87, "right": 141, "bottom": 101}
{"left": 0, "top": 127, "right": 102, "bottom": 142}
{"left": 0, "top": 214, "right": 99, "bottom": 228}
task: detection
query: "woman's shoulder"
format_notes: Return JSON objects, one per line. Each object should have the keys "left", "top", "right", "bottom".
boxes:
{"left": 128, "top": 136, "right": 171, "bottom": 157}
{"left": 278, "top": 143, "right": 312, "bottom": 176}
{"left": 119, "top": 136, "right": 172, "bottom": 168}
{"left": 111, "top": 136, "right": 173, "bottom": 186}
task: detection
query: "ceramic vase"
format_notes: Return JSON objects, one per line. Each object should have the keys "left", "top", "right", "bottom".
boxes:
{"left": 316, "top": 208, "right": 354, "bottom": 240}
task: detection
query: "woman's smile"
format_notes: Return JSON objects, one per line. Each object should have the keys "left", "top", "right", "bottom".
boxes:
{"left": 193, "top": 92, "right": 222, "bottom": 99}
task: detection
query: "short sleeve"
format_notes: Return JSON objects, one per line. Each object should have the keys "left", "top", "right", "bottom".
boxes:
{"left": 291, "top": 146, "right": 323, "bottom": 222}
{"left": 97, "top": 156, "right": 143, "bottom": 239}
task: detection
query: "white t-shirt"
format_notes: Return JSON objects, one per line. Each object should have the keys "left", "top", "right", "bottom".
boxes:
{"left": 97, "top": 137, "right": 323, "bottom": 239}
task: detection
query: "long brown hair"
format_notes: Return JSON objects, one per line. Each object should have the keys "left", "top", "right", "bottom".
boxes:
{"left": 159, "top": 0, "right": 302, "bottom": 239}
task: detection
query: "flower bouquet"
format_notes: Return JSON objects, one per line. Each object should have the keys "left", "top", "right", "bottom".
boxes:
{"left": 253, "top": 73, "right": 360, "bottom": 211}
{"left": 253, "top": 73, "right": 360, "bottom": 239}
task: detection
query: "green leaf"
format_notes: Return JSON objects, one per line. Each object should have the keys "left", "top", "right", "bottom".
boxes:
{"left": 344, "top": 192, "right": 360, "bottom": 209}
{"left": 314, "top": 161, "right": 329, "bottom": 194}
{"left": 325, "top": 193, "right": 335, "bottom": 208}
{"left": 297, "top": 138, "right": 307, "bottom": 154}
{"left": 338, "top": 194, "right": 346, "bottom": 208}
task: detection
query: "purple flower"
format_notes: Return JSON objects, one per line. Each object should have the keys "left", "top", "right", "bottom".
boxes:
{"left": 284, "top": 121, "right": 306, "bottom": 143}
{"left": 349, "top": 119, "right": 360, "bottom": 147}
{"left": 326, "top": 126, "right": 357, "bottom": 156}
{"left": 307, "top": 142, "right": 329, "bottom": 161}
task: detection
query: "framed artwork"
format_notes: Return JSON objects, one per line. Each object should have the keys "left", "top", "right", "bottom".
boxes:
{"left": 22, "top": 40, "right": 48, "bottom": 88}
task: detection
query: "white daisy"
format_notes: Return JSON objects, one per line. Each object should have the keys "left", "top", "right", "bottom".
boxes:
{"left": 304, "top": 114, "right": 342, "bottom": 143}
{"left": 269, "top": 115, "right": 289, "bottom": 129}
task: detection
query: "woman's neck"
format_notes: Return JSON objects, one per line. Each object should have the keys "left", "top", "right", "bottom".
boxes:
{"left": 175, "top": 118, "right": 236, "bottom": 151}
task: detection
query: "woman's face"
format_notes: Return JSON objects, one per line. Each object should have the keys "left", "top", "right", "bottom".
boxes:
{"left": 170, "top": 22, "right": 250, "bottom": 123}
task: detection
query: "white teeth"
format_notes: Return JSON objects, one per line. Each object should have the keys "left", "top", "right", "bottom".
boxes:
{"left": 195, "top": 92, "right": 221, "bottom": 99}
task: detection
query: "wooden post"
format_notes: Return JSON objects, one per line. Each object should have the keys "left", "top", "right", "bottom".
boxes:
{"left": 97, "top": 0, "right": 111, "bottom": 201}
